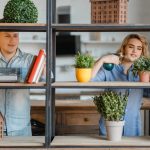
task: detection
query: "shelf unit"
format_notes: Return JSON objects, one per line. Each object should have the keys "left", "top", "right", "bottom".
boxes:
{"left": 0, "top": 0, "right": 52, "bottom": 147}
{"left": 49, "top": 0, "right": 150, "bottom": 149}
{"left": 0, "top": 0, "right": 150, "bottom": 149}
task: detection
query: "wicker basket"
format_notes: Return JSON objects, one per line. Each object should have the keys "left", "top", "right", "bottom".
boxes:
{"left": 90, "top": 0, "right": 129, "bottom": 24}
{"left": 0, "top": 112, "right": 3, "bottom": 140}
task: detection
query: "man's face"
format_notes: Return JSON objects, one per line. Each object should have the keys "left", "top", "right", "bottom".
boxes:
{"left": 0, "top": 32, "right": 19, "bottom": 54}
{"left": 124, "top": 38, "right": 143, "bottom": 62}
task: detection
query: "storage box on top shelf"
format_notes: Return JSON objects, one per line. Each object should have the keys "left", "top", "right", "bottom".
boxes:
{"left": 90, "top": 0, "right": 129, "bottom": 24}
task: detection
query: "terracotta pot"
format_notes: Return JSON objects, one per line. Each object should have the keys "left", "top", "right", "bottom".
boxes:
{"left": 75, "top": 68, "right": 92, "bottom": 82}
{"left": 139, "top": 71, "right": 150, "bottom": 82}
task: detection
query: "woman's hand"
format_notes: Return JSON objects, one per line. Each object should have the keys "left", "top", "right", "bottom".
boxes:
{"left": 91, "top": 54, "right": 120, "bottom": 78}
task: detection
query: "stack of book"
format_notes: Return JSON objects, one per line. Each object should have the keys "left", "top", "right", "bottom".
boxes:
{"left": 27, "top": 49, "right": 46, "bottom": 83}
{"left": 0, "top": 68, "right": 21, "bottom": 82}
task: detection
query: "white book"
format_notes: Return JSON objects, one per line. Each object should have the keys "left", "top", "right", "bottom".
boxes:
{"left": 34, "top": 56, "right": 46, "bottom": 83}
{"left": 0, "top": 75, "right": 18, "bottom": 82}
{"left": 32, "top": 54, "right": 45, "bottom": 83}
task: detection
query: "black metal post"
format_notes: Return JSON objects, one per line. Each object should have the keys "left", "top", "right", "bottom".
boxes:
{"left": 51, "top": 0, "right": 56, "bottom": 139}
{"left": 45, "top": 0, "right": 52, "bottom": 148}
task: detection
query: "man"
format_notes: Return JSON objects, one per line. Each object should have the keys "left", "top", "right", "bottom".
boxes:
{"left": 0, "top": 32, "right": 45, "bottom": 136}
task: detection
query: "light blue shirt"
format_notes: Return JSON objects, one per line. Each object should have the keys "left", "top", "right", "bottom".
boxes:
{"left": 0, "top": 49, "right": 34, "bottom": 135}
{"left": 91, "top": 64, "right": 143, "bottom": 136}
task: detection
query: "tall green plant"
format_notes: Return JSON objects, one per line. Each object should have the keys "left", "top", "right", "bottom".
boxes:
{"left": 93, "top": 91, "right": 128, "bottom": 121}
{"left": 75, "top": 52, "right": 94, "bottom": 68}
{"left": 132, "top": 56, "right": 150, "bottom": 76}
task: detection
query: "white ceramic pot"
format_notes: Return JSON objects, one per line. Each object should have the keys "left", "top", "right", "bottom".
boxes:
{"left": 105, "top": 120, "right": 125, "bottom": 141}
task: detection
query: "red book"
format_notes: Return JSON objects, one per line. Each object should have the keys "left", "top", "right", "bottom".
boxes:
{"left": 27, "top": 49, "right": 45, "bottom": 83}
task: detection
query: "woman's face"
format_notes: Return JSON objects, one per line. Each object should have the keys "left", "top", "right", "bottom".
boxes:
{"left": 123, "top": 38, "right": 143, "bottom": 62}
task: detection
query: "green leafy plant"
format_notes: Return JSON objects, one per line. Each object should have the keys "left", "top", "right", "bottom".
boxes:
{"left": 75, "top": 52, "right": 95, "bottom": 68}
{"left": 132, "top": 56, "right": 150, "bottom": 76}
{"left": 0, "top": 0, "right": 38, "bottom": 23}
{"left": 93, "top": 91, "right": 128, "bottom": 121}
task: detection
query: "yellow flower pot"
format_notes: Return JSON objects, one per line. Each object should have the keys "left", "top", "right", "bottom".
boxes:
{"left": 75, "top": 68, "right": 92, "bottom": 82}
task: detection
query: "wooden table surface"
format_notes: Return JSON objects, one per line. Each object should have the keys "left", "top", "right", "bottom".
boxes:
{"left": 31, "top": 98, "right": 150, "bottom": 110}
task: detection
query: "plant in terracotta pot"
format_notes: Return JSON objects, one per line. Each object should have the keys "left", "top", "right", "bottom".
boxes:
{"left": 132, "top": 56, "right": 150, "bottom": 82}
{"left": 75, "top": 52, "right": 94, "bottom": 82}
{"left": 93, "top": 90, "right": 128, "bottom": 141}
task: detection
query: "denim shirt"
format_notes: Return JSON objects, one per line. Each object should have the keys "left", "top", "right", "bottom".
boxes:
{"left": 0, "top": 49, "right": 34, "bottom": 134}
{"left": 91, "top": 64, "right": 143, "bottom": 136}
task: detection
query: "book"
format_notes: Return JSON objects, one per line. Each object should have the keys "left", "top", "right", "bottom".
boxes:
{"left": 27, "top": 49, "right": 46, "bottom": 83}
{"left": 25, "top": 55, "right": 37, "bottom": 82}
{"left": 0, "top": 75, "right": 18, "bottom": 82}
{"left": 0, "top": 68, "right": 21, "bottom": 82}
{"left": 34, "top": 57, "right": 46, "bottom": 83}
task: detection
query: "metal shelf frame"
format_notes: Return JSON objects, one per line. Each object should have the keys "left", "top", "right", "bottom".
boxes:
{"left": 0, "top": 0, "right": 150, "bottom": 148}
{"left": 0, "top": 1, "right": 50, "bottom": 149}
{"left": 52, "top": 24, "right": 150, "bottom": 32}
{"left": 0, "top": 24, "right": 47, "bottom": 32}
{"left": 49, "top": 0, "right": 150, "bottom": 148}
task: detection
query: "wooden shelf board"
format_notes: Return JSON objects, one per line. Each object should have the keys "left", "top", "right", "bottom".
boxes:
{"left": 0, "top": 23, "right": 46, "bottom": 26}
{"left": 0, "top": 136, "right": 44, "bottom": 147}
{"left": 0, "top": 82, "right": 46, "bottom": 88}
{"left": 0, "top": 23, "right": 47, "bottom": 31}
{"left": 51, "top": 135, "right": 150, "bottom": 147}
{"left": 52, "top": 24, "right": 150, "bottom": 32}
{"left": 52, "top": 81, "right": 150, "bottom": 88}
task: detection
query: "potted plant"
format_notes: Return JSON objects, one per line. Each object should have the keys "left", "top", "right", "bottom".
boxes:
{"left": 132, "top": 56, "right": 150, "bottom": 82}
{"left": 93, "top": 90, "right": 128, "bottom": 141}
{"left": 75, "top": 52, "right": 94, "bottom": 82}
{"left": 0, "top": 0, "right": 38, "bottom": 23}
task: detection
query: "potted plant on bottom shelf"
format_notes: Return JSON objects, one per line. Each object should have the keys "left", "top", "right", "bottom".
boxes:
{"left": 75, "top": 52, "right": 95, "bottom": 82}
{"left": 132, "top": 56, "right": 150, "bottom": 82}
{"left": 93, "top": 90, "right": 128, "bottom": 141}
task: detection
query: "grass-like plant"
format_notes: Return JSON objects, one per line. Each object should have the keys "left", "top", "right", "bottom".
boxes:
{"left": 93, "top": 90, "right": 128, "bottom": 121}
{"left": 75, "top": 52, "right": 95, "bottom": 68}
{"left": 132, "top": 56, "right": 150, "bottom": 76}
{"left": 0, "top": 0, "right": 38, "bottom": 23}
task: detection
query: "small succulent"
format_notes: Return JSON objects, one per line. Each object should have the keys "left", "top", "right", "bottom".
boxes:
{"left": 75, "top": 52, "right": 95, "bottom": 68}
{"left": 1, "top": 0, "right": 38, "bottom": 23}
{"left": 132, "top": 56, "right": 150, "bottom": 76}
{"left": 93, "top": 90, "right": 128, "bottom": 121}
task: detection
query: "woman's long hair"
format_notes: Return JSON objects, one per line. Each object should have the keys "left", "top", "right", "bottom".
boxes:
{"left": 117, "top": 34, "right": 150, "bottom": 57}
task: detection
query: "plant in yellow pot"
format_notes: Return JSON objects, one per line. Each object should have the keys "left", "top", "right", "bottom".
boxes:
{"left": 132, "top": 56, "right": 150, "bottom": 82}
{"left": 75, "top": 52, "right": 94, "bottom": 82}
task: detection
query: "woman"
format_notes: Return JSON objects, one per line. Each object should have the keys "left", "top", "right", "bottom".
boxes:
{"left": 91, "top": 34, "right": 149, "bottom": 136}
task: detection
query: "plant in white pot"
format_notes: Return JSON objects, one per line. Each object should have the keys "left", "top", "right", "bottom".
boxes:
{"left": 93, "top": 90, "right": 128, "bottom": 141}
{"left": 75, "top": 52, "right": 94, "bottom": 82}
{"left": 132, "top": 56, "right": 150, "bottom": 82}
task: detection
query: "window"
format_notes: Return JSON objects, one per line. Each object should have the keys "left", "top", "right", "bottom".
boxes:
{"left": 57, "top": 6, "right": 71, "bottom": 35}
